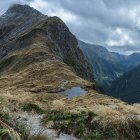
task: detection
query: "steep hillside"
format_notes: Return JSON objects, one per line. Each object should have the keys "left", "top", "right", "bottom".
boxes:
{"left": 108, "top": 64, "right": 140, "bottom": 103}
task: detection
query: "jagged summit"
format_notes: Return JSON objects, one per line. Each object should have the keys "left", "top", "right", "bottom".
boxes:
{"left": 5, "top": 4, "right": 42, "bottom": 16}
{"left": 0, "top": 4, "right": 46, "bottom": 28}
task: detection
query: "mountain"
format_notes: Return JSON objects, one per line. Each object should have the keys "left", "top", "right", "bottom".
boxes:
{"left": 0, "top": 4, "right": 94, "bottom": 94}
{"left": 108, "top": 64, "right": 140, "bottom": 103}
{"left": 126, "top": 53, "right": 140, "bottom": 68}
{"left": 79, "top": 41, "right": 140, "bottom": 92}
{"left": 0, "top": 4, "right": 139, "bottom": 140}
{"left": 112, "top": 52, "right": 140, "bottom": 71}
{"left": 2, "top": 4, "right": 140, "bottom": 94}
{"left": 78, "top": 41, "right": 125, "bottom": 91}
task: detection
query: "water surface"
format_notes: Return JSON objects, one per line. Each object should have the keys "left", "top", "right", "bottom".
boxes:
{"left": 61, "top": 86, "right": 87, "bottom": 98}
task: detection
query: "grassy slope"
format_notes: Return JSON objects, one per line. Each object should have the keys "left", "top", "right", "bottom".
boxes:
{"left": 0, "top": 24, "right": 139, "bottom": 140}
{"left": 0, "top": 42, "right": 139, "bottom": 139}
{"left": 0, "top": 64, "right": 140, "bottom": 140}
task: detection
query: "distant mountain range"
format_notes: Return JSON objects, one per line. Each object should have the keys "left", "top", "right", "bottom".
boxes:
{"left": 79, "top": 40, "right": 140, "bottom": 95}
{"left": 79, "top": 40, "right": 123, "bottom": 91}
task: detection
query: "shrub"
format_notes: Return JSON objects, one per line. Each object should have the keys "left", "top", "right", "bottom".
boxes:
{"left": 42, "top": 110, "right": 102, "bottom": 139}
{"left": 22, "top": 103, "right": 45, "bottom": 114}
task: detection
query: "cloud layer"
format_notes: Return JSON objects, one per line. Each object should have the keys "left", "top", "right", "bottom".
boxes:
{"left": 1, "top": 0, "right": 140, "bottom": 54}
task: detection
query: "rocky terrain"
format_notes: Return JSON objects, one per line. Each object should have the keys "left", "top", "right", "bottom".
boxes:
{"left": 0, "top": 4, "right": 139, "bottom": 140}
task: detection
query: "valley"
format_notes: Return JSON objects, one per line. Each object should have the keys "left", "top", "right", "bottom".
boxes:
{"left": 79, "top": 40, "right": 140, "bottom": 103}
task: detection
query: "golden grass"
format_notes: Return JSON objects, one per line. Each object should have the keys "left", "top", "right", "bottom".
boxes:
{"left": 0, "top": 44, "right": 139, "bottom": 139}
{"left": 52, "top": 100, "right": 66, "bottom": 109}
{"left": 0, "top": 119, "right": 21, "bottom": 140}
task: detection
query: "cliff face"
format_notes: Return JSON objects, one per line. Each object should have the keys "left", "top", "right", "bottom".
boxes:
{"left": 0, "top": 4, "right": 94, "bottom": 82}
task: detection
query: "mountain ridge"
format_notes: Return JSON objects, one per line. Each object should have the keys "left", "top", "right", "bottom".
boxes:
{"left": 0, "top": 4, "right": 139, "bottom": 140}
{"left": 0, "top": 4, "right": 94, "bottom": 82}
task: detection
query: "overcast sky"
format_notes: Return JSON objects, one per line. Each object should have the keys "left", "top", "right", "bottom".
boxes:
{"left": 1, "top": 0, "right": 140, "bottom": 54}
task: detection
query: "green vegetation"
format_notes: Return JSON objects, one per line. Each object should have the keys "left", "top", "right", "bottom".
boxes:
{"left": 21, "top": 103, "right": 105, "bottom": 139}
{"left": 21, "top": 103, "right": 140, "bottom": 140}
{"left": 0, "top": 124, "right": 47, "bottom": 140}
{"left": 16, "top": 124, "right": 47, "bottom": 140}
{"left": 44, "top": 111, "right": 140, "bottom": 140}
{"left": 0, "top": 128, "right": 12, "bottom": 140}
{"left": 22, "top": 103, "right": 45, "bottom": 114}
{"left": 0, "top": 116, "right": 21, "bottom": 140}
{"left": 0, "top": 110, "right": 48, "bottom": 140}
{"left": 42, "top": 110, "right": 106, "bottom": 140}
{"left": 20, "top": 103, "right": 140, "bottom": 140}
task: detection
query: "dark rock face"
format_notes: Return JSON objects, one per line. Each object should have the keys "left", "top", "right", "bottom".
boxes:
{"left": 6, "top": 4, "right": 42, "bottom": 16}
{"left": 0, "top": 4, "right": 46, "bottom": 44}
{"left": 108, "top": 64, "right": 140, "bottom": 103}
{"left": 40, "top": 17, "right": 94, "bottom": 81}
{"left": 0, "top": 4, "right": 94, "bottom": 82}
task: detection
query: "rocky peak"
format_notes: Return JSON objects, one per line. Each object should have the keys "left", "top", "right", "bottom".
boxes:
{"left": 0, "top": 4, "right": 45, "bottom": 27}
{"left": 0, "top": 4, "right": 47, "bottom": 44}
{"left": 5, "top": 4, "right": 42, "bottom": 17}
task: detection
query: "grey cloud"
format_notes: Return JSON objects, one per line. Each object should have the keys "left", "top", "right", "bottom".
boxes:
{"left": 1, "top": 0, "right": 140, "bottom": 54}
{"left": 108, "top": 45, "right": 140, "bottom": 55}
{"left": 103, "top": 0, "right": 140, "bottom": 9}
